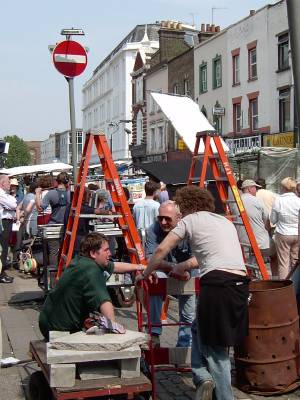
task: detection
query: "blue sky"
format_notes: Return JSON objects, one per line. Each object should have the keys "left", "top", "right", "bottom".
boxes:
{"left": 1, "top": 0, "right": 275, "bottom": 140}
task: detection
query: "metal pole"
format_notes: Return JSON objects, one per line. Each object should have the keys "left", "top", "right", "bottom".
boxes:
{"left": 287, "top": 0, "right": 300, "bottom": 146}
{"left": 66, "top": 77, "right": 77, "bottom": 181}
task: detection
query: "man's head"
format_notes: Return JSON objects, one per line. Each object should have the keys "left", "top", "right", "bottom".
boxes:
{"left": 157, "top": 200, "right": 181, "bottom": 233}
{"left": 79, "top": 232, "right": 111, "bottom": 266}
{"left": 256, "top": 178, "right": 266, "bottom": 189}
{"left": 281, "top": 177, "right": 296, "bottom": 193}
{"left": 0, "top": 174, "right": 11, "bottom": 193}
{"left": 144, "top": 181, "right": 160, "bottom": 197}
{"left": 241, "top": 179, "right": 261, "bottom": 196}
{"left": 56, "top": 172, "right": 70, "bottom": 186}
{"left": 174, "top": 186, "right": 215, "bottom": 217}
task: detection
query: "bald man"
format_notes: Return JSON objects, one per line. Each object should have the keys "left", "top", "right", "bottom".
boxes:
{"left": 145, "top": 200, "right": 197, "bottom": 347}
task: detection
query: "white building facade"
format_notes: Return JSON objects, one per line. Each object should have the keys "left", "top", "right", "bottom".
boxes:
{"left": 40, "top": 129, "right": 83, "bottom": 165}
{"left": 145, "top": 66, "right": 168, "bottom": 161}
{"left": 194, "top": 0, "right": 293, "bottom": 153}
{"left": 58, "top": 129, "right": 83, "bottom": 164}
{"left": 82, "top": 25, "right": 159, "bottom": 163}
{"left": 40, "top": 134, "right": 56, "bottom": 164}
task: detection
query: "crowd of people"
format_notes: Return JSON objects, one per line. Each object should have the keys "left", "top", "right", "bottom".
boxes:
{"left": 1, "top": 171, "right": 300, "bottom": 400}
{"left": 0, "top": 172, "right": 118, "bottom": 282}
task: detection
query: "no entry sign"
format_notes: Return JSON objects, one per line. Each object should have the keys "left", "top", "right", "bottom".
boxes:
{"left": 52, "top": 40, "right": 87, "bottom": 78}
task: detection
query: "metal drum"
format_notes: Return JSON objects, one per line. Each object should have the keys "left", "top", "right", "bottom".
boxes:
{"left": 235, "top": 280, "right": 300, "bottom": 394}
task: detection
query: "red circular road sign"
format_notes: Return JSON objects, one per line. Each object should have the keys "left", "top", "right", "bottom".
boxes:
{"left": 52, "top": 40, "right": 87, "bottom": 78}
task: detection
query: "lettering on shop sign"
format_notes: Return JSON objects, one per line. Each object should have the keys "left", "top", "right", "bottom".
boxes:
{"left": 225, "top": 135, "right": 261, "bottom": 155}
{"left": 263, "top": 132, "right": 294, "bottom": 148}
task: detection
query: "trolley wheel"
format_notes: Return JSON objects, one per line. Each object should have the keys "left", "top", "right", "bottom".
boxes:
{"left": 28, "top": 371, "right": 53, "bottom": 400}
{"left": 109, "top": 287, "right": 135, "bottom": 308}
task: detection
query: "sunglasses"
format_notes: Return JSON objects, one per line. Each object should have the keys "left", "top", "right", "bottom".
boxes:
{"left": 157, "top": 215, "right": 172, "bottom": 223}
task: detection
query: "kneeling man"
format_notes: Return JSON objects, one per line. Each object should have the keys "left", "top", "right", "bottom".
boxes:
{"left": 39, "top": 232, "right": 144, "bottom": 340}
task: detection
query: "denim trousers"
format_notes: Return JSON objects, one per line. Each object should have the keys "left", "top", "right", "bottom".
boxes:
{"left": 191, "top": 320, "right": 234, "bottom": 400}
{"left": 150, "top": 293, "right": 195, "bottom": 347}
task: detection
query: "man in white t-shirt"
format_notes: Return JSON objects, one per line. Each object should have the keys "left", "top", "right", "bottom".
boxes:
{"left": 133, "top": 181, "right": 160, "bottom": 231}
{"left": 138, "top": 186, "right": 249, "bottom": 400}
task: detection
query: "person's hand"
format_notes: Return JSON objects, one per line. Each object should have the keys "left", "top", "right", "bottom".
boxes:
{"left": 135, "top": 271, "right": 158, "bottom": 285}
{"left": 169, "top": 264, "right": 190, "bottom": 281}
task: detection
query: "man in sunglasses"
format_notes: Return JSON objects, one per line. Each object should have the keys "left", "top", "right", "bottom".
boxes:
{"left": 145, "top": 200, "right": 197, "bottom": 347}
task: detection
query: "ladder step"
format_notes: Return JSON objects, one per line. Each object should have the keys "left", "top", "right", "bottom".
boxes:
{"left": 120, "top": 225, "right": 128, "bottom": 230}
{"left": 240, "top": 242, "right": 252, "bottom": 247}
{"left": 223, "top": 199, "right": 236, "bottom": 203}
{"left": 60, "top": 254, "right": 67, "bottom": 260}
{"left": 128, "top": 247, "right": 138, "bottom": 254}
{"left": 233, "top": 221, "right": 244, "bottom": 226}
{"left": 214, "top": 177, "right": 228, "bottom": 182}
{"left": 208, "top": 155, "right": 219, "bottom": 159}
{"left": 114, "top": 201, "right": 121, "bottom": 207}
{"left": 105, "top": 178, "right": 113, "bottom": 183}
{"left": 245, "top": 263, "right": 260, "bottom": 270}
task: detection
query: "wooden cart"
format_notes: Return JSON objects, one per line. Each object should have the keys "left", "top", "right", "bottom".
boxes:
{"left": 28, "top": 340, "right": 152, "bottom": 400}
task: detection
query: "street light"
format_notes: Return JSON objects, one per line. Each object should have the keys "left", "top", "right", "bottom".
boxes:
{"left": 108, "top": 120, "right": 132, "bottom": 156}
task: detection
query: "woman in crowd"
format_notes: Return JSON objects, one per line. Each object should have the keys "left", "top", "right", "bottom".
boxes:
{"left": 37, "top": 175, "right": 53, "bottom": 224}
{"left": 22, "top": 181, "right": 41, "bottom": 237}
{"left": 270, "top": 177, "right": 300, "bottom": 279}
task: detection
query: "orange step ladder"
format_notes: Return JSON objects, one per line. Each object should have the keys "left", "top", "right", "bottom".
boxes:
{"left": 188, "top": 130, "right": 269, "bottom": 280}
{"left": 57, "top": 129, "right": 146, "bottom": 280}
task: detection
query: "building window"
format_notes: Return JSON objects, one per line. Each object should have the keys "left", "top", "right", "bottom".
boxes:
{"left": 249, "top": 98, "right": 258, "bottom": 131}
{"left": 199, "top": 62, "right": 207, "bottom": 94}
{"left": 233, "top": 103, "right": 242, "bottom": 133}
{"left": 151, "top": 127, "right": 156, "bottom": 150}
{"left": 278, "top": 33, "right": 289, "bottom": 71}
{"left": 158, "top": 126, "right": 164, "bottom": 149}
{"left": 213, "top": 55, "right": 222, "bottom": 89}
{"left": 184, "top": 79, "right": 189, "bottom": 96}
{"left": 279, "top": 88, "right": 290, "bottom": 132}
{"left": 136, "top": 110, "right": 143, "bottom": 145}
{"left": 248, "top": 48, "right": 257, "bottom": 80}
{"left": 150, "top": 96, "right": 155, "bottom": 114}
{"left": 233, "top": 55, "right": 240, "bottom": 85}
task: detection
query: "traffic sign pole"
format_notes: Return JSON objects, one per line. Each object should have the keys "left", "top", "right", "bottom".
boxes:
{"left": 51, "top": 38, "right": 88, "bottom": 182}
{"left": 66, "top": 77, "right": 77, "bottom": 181}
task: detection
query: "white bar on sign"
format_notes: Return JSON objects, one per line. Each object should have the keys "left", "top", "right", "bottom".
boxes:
{"left": 54, "top": 54, "right": 86, "bottom": 64}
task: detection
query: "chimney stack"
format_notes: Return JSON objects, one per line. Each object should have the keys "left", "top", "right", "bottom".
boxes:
{"left": 198, "top": 23, "right": 220, "bottom": 43}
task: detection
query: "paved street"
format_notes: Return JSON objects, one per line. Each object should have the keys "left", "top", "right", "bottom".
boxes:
{"left": 1, "top": 270, "right": 300, "bottom": 399}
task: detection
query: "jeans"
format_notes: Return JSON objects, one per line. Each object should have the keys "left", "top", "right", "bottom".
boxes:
{"left": 191, "top": 320, "right": 234, "bottom": 400}
{"left": 150, "top": 293, "right": 195, "bottom": 347}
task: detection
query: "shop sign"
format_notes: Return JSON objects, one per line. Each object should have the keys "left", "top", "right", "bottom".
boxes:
{"left": 177, "top": 139, "right": 187, "bottom": 150}
{"left": 225, "top": 135, "right": 261, "bottom": 155}
{"left": 213, "top": 106, "right": 225, "bottom": 116}
{"left": 263, "top": 132, "right": 294, "bottom": 148}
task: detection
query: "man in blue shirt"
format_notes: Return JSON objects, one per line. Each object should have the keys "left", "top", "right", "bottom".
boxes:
{"left": 145, "top": 200, "right": 197, "bottom": 347}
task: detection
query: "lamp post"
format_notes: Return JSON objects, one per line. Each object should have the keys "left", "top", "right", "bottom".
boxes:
{"left": 108, "top": 120, "right": 132, "bottom": 158}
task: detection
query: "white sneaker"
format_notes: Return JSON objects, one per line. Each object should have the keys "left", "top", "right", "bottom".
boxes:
{"left": 195, "top": 380, "right": 215, "bottom": 400}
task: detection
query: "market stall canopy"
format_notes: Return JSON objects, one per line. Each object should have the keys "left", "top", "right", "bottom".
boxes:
{"left": 151, "top": 93, "right": 229, "bottom": 153}
{"left": 0, "top": 162, "right": 72, "bottom": 176}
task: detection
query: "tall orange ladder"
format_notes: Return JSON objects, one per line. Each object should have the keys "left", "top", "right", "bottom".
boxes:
{"left": 57, "top": 129, "right": 146, "bottom": 281}
{"left": 188, "top": 130, "right": 269, "bottom": 280}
